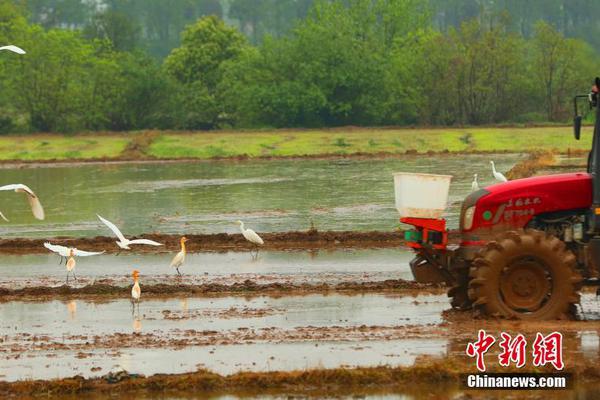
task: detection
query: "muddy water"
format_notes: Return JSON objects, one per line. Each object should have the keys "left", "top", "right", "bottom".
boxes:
{"left": 0, "top": 154, "right": 522, "bottom": 238}
{"left": 0, "top": 248, "right": 416, "bottom": 288}
{"left": 0, "top": 293, "right": 448, "bottom": 381}
{"left": 0, "top": 293, "right": 446, "bottom": 340}
{"left": 0, "top": 339, "right": 447, "bottom": 381}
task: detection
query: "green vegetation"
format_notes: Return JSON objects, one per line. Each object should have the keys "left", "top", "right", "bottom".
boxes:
{"left": 0, "top": 126, "right": 590, "bottom": 162}
{"left": 0, "top": 135, "right": 128, "bottom": 161}
{"left": 0, "top": 1, "right": 598, "bottom": 134}
{"left": 148, "top": 127, "right": 594, "bottom": 158}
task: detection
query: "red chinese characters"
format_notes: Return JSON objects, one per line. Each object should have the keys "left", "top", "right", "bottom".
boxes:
{"left": 532, "top": 332, "right": 564, "bottom": 370}
{"left": 466, "top": 330, "right": 564, "bottom": 371}
{"left": 498, "top": 332, "right": 527, "bottom": 368}
{"left": 466, "top": 329, "right": 496, "bottom": 372}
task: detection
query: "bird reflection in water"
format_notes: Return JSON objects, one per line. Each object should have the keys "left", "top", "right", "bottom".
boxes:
{"left": 133, "top": 317, "right": 142, "bottom": 333}
{"left": 66, "top": 300, "right": 77, "bottom": 320}
{"left": 180, "top": 298, "right": 189, "bottom": 316}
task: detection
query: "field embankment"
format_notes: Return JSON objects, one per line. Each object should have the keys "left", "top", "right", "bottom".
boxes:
{"left": 0, "top": 126, "right": 592, "bottom": 163}
{"left": 0, "top": 230, "right": 406, "bottom": 255}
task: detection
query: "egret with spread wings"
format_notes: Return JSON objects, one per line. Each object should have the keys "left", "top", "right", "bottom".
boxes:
{"left": 97, "top": 214, "right": 163, "bottom": 250}
{"left": 0, "top": 184, "right": 44, "bottom": 221}
{"left": 43, "top": 242, "right": 104, "bottom": 283}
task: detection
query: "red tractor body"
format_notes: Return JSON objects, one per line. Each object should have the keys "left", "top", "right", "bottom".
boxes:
{"left": 400, "top": 79, "right": 600, "bottom": 319}
{"left": 462, "top": 172, "right": 592, "bottom": 244}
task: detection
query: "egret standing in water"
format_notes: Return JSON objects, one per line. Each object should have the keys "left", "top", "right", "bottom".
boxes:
{"left": 490, "top": 161, "right": 508, "bottom": 182}
{"left": 131, "top": 269, "right": 141, "bottom": 315}
{"left": 471, "top": 174, "right": 479, "bottom": 192}
{"left": 169, "top": 237, "right": 188, "bottom": 275}
{"left": 236, "top": 220, "right": 264, "bottom": 258}
{"left": 0, "top": 184, "right": 44, "bottom": 220}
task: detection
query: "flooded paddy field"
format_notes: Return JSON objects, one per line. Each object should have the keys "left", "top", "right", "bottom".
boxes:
{"left": 0, "top": 154, "right": 522, "bottom": 238}
{"left": 3, "top": 289, "right": 600, "bottom": 398}
{"left": 3, "top": 153, "right": 596, "bottom": 399}
{"left": 0, "top": 292, "right": 448, "bottom": 381}
{"left": 0, "top": 248, "right": 417, "bottom": 291}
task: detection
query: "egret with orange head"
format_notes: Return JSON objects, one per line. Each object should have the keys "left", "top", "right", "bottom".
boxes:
{"left": 169, "top": 237, "right": 188, "bottom": 276}
{"left": 131, "top": 269, "right": 141, "bottom": 315}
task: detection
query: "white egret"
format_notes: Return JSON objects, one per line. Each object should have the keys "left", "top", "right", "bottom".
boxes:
{"left": 490, "top": 161, "right": 508, "bottom": 182}
{"left": 131, "top": 269, "right": 141, "bottom": 315}
{"left": 43, "top": 243, "right": 104, "bottom": 283}
{"left": 169, "top": 237, "right": 188, "bottom": 276}
{"left": 0, "top": 45, "right": 25, "bottom": 54}
{"left": 97, "top": 214, "right": 163, "bottom": 250}
{"left": 236, "top": 220, "right": 264, "bottom": 258}
{"left": 471, "top": 173, "right": 479, "bottom": 192}
{"left": 0, "top": 184, "right": 44, "bottom": 220}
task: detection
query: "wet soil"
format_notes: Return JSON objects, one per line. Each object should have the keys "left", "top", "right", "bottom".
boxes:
{"left": 0, "top": 278, "right": 441, "bottom": 302}
{"left": 3, "top": 290, "right": 600, "bottom": 397}
{"left": 0, "top": 230, "right": 407, "bottom": 255}
{"left": 506, "top": 150, "right": 556, "bottom": 179}
{"left": 3, "top": 356, "right": 600, "bottom": 399}
{"left": 0, "top": 148, "right": 550, "bottom": 168}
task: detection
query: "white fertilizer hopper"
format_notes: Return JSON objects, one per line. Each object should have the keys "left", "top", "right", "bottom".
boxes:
{"left": 393, "top": 172, "right": 452, "bottom": 219}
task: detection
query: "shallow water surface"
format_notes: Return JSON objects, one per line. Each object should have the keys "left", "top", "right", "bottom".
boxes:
{"left": 0, "top": 248, "right": 415, "bottom": 287}
{"left": 0, "top": 155, "right": 522, "bottom": 238}
{"left": 0, "top": 339, "right": 448, "bottom": 381}
{"left": 0, "top": 292, "right": 448, "bottom": 381}
{"left": 0, "top": 293, "right": 447, "bottom": 340}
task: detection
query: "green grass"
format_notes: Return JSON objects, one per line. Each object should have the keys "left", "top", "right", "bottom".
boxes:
{"left": 147, "top": 126, "right": 593, "bottom": 159}
{"left": 0, "top": 126, "right": 592, "bottom": 161}
{"left": 0, "top": 134, "right": 129, "bottom": 161}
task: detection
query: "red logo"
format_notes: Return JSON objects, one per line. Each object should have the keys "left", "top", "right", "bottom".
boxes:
{"left": 466, "top": 330, "right": 563, "bottom": 371}
{"left": 466, "top": 329, "right": 496, "bottom": 372}
{"left": 532, "top": 332, "right": 564, "bottom": 370}
{"left": 498, "top": 332, "right": 527, "bottom": 368}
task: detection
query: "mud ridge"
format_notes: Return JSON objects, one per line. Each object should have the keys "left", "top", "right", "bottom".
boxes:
{"left": 3, "top": 358, "right": 599, "bottom": 398}
{"left": 0, "top": 230, "right": 408, "bottom": 254}
{"left": 506, "top": 150, "right": 557, "bottom": 180}
{"left": 0, "top": 279, "right": 442, "bottom": 301}
{"left": 0, "top": 148, "right": 586, "bottom": 168}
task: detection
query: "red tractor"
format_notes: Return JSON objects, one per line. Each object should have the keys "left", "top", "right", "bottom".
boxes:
{"left": 401, "top": 78, "right": 600, "bottom": 320}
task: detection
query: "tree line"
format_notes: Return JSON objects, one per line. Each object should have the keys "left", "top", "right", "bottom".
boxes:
{"left": 0, "top": 0, "right": 598, "bottom": 133}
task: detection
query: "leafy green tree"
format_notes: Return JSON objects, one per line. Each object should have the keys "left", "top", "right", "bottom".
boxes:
{"left": 532, "top": 21, "right": 597, "bottom": 121}
{"left": 164, "top": 15, "right": 248, "bottom": 128}
{"left": 83, "top": 10, "right": 140, "bottom": 52}
{"left": 27, "top": 0, "right": 93, "bottom": 28}
{"left": 223, "top": 0, "right": 430, "bottom": 127}
{"left": 6, "top": 26, "right": 123, "bottom": 132}
{"left": 419, "top": 15, "right": 529, "bottom": 125}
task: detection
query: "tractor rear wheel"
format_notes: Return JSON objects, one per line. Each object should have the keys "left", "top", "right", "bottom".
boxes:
{"left": 468, "top": 230, "right": 582, "bottom": 320}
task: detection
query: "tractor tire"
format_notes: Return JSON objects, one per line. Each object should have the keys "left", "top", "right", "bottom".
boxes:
{"left": 467, "top": 230, "right": 582, "bottom": 320}
{"left": 448, "top": 270, "right": 472, "bottom": 310}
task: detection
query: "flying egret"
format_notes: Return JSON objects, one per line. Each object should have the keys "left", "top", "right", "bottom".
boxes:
{"left": 0, "top": 45, "right": 25, "bottom": 54}
{"left": 131, "top": 269, "right": 141, "bottom": 315}
{"left": 490, "top": 161, "right": 508, "bottom": 182}
{"left": 97, "top": 214, "right": 163, "bottom": 250}
{"left": 236, "top": 220, "right": 264, "bottom": 258}
{"left": 0, "top": 184, "right": 44, "bottom": 220}
{"left": 43, "top": 242, "right": 104, "bottom": 282}
{"left": 169, "top": 237, "right": 188, "bottom": 276}
{"left": 471, "top": 174, "right": 479, "bottom": 192}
